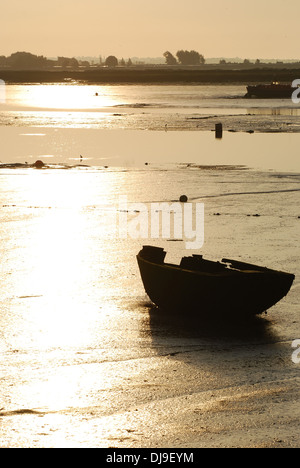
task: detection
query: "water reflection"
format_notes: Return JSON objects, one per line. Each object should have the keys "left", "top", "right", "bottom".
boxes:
{"left": 0, "top": 170, "right": 117, "bottom": 352}
{"left": 5, "top": 84, "right": 121, "bottom": 110}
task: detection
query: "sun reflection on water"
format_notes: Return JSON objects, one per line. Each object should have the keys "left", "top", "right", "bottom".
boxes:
{"left": 8, "top": 84, "right": 120, "bottom": 110}
{"left": 1, "top": 170, "right": 120, "bottom": 352}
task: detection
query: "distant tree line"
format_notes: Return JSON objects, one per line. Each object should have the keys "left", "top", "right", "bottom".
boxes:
{"left": 0, "top": 51, "right": 135, "bottom": 69}
{"left": 3, "top": 51, "right": 290, "bottom": 70}
{"left": 0, "top": 52, "right": 50, "bottom": 69}
{"left": 0, "top": 52, "right": 86, "bottom": 69}
{"left": 57, "top": 56, "right": 80, "bottom": 68}
{"left": 163, "top": 50, "right": 205, "bottom": 65}
{"left": 104, "top": 56, "right": 132, "bottom": 67}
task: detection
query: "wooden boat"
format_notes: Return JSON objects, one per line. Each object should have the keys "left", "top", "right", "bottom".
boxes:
{"left": 137, "top": 246, "right": 295, "bottom": 317}
{"left": 245, "top": 82, "right": 298, "bottom": 98}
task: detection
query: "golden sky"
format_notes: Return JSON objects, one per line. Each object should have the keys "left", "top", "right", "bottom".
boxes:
{"left": 1, "top": 0, "right": 300, "bottom": 59}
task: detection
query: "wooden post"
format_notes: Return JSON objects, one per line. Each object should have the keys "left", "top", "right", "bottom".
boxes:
{"left": 215, "top": 123, "right": 223, "bottom": 139}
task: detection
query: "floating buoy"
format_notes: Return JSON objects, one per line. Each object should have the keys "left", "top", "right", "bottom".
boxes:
{"left": 33, "top": 160, "right": 45, "bottom": 169}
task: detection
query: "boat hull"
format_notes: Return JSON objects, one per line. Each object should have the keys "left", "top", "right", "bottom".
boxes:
{"left": 246, "top": 84, "right": 296, "bottom": 99}
{"left": 137, "top": 248, "right": 295, "bottom": 317}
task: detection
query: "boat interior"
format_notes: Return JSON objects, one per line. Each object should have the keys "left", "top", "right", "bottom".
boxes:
{"left": 139, "top": 247, "right": 273, "bottom": 275}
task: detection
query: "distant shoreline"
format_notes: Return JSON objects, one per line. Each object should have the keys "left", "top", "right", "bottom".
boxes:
{"left": 1, "top": 67, "right": 300, "bottom": 84}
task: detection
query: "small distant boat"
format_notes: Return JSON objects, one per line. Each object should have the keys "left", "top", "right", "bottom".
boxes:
{"left": 137, "top": 246, "right": 295, "bottom": 317}
{"left": 245, "top": 82, "right": 298, "bottom": 98}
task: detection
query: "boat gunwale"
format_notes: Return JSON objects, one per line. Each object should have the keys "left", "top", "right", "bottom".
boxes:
{"left": 137, "top": 252, "right": 292, "bottom": 279}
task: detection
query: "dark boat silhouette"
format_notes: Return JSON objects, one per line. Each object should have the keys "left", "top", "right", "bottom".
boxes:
{"left": 245, "top": 82, "right": 298, "bottom": 98}
{"left": 137, "top": 246, "right": 295, "bottom": 317}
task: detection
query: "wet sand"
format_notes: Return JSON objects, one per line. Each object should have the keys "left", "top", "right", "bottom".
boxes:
{"left": 1, "top": 350, "right": 299, "bottom": 448}
{"left": 0, "top": 83, "right": 299, "bottom": 448}
{"left": 1, "top": 127, "right": 300, "bottom": 172}
{"left": 0, "top": 309, "right": 299, "bottom": 448}
{"left": 0, "top": 163, "right": 299, "bottom": 448}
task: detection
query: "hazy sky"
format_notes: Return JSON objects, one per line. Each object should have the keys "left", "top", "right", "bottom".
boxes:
{"left": 1, "top": 0, "right": 300, "bottom": 59}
